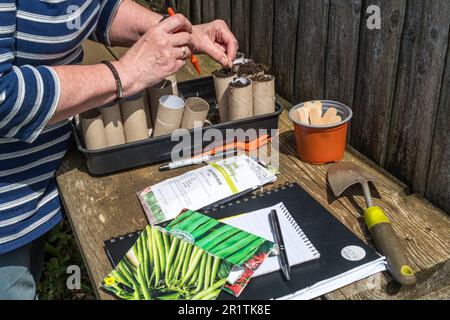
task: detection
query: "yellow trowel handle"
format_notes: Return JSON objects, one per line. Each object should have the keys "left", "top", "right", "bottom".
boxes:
{"left": 365, "top": 207, "right": 417, "bottom": 286}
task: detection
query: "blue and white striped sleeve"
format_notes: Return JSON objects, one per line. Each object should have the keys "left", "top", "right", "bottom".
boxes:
{"left": 0, "top": 1, "right": 60, "bottom": 143}
{"left": 92, "top": 0, "right": 123, "bottom": 46}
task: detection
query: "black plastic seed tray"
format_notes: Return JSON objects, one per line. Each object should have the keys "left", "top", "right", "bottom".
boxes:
{"left": 74, "top": 76, "right": 283, "bottom": 175}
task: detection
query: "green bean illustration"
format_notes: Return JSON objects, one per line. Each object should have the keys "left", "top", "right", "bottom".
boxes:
{"left": 165, "top": 236, "right": 180, "bottom": 279}
{"left": 194, "top": 253, "right": 207, "bottom": 293}
{"left": 201, "top": 229, "right": 241, "bottom": 251}
{"left": 213, "top": 234, "right": 259, "bottom": 258}
{"left": 190, "top": 219, "right": 220, "bottom": 240}
{"left": 210, "top": 256, "right": 221, "bottom": 287}
{"left": 151, "top": 228, "right": 161, "bottom": 287}
{"left": 102, "top": 226, "right": 236, "bottom": 301}
{"left": 203, "top": 254, "right": 212, "bottom": 290}
{"left": 191, "top": 279, "right": 228, "bottom": 300}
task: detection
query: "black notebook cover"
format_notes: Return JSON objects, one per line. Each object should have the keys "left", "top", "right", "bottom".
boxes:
{"left": 104, "top": 231, "right": 142, "bottom": 268}
{"left": 104, "top": 183, "right": 383, "bottom": 300}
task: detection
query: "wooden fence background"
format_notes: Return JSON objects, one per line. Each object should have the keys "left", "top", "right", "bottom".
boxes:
{"left": 150, "top": 0, "right": 450, "bottom": 214}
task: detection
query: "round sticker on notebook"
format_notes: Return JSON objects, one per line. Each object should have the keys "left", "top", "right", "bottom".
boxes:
{"left": 341, "top": 246, "right": 366, "bottom": 261}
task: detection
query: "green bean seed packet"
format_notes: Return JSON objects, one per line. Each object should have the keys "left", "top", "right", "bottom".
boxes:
{"left": 101, "top": 226, "right": 233, "bottom": 300}
{"left": 165, "top": 210, "right": 275, "bottom": 297}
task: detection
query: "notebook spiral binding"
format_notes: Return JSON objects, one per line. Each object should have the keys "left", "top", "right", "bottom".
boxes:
{"left": 108, "top": 230, "right": 142, "bottom": 243}
{"left": 278, "top": 203, "right": 320, "bottom": 257}
{"left": 203, "top": 182, "right": 295, "bottom": 213}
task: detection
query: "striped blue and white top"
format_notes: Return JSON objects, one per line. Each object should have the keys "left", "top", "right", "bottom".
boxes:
{"left": 0, "top": 0, "right": 122, "bottom": 255}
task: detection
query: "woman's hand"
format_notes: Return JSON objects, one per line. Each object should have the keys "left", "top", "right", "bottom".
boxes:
{"left": 192, "top": 20, "right": 239, "bottom": 68}
{"left": 113, "top": 14, "right": 194, "bottom": 96}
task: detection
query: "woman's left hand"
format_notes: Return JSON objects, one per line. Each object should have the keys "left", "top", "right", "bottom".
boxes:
{"left": 191, "top": 20, "right": 239, "bottom": 68}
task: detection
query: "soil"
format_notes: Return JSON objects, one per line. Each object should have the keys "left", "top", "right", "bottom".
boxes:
{"left": 250, "top": 74, "right": 274, "bottom": 82}
{"left": 237, "top": 61, "right": 268, "bottom": 76}
{"left": 212, "top": 68, "right": 237, "bottom": 78}
{"left": 229, "top": 79, "right": 251, "bottom": 88}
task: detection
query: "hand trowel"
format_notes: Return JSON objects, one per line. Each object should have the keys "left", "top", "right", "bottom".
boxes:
{"left": 327, "top": 161, "right": 417, "bottom": 286}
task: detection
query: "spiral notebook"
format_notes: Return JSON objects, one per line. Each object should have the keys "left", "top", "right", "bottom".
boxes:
{"left": 222, "top": 202, "right": 320, "bottom": 277}
{"left": 200, "top": 183, "right": 386, "bottom": 300}
{"left": 104, "top": 183, "right": 386, "bottom": 300}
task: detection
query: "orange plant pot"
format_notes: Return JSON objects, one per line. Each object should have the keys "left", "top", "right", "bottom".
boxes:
{"left": 289, "top": 101, "right": 353, "bottom": 164}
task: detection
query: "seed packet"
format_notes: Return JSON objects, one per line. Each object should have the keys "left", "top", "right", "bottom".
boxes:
{"left": 101, "top": 226, "right": 233, "bottom": 300}
{"left": 165, "top": 211, "right": 275, "bottom": 297}
{"left": 137, "top": 155, "right": 277, "bottom": 225}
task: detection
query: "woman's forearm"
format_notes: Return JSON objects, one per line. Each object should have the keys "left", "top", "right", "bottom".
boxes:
{"left": 108, "top": 0, "right": 162, "bottom": 47}
{"left": 48, "top": 63, "right": 123, "bottom": 124}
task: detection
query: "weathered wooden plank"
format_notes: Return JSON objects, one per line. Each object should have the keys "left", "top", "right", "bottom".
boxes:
{"left": 272, "top": 0, "right": 300, "bottom": 101}
{"left": 201, "top": 0, "right": 215, "bottom": 23}
{"left": 153, "top": 0, "right": 166, "bottom": 13}
{"left": 351, "top": 0, "right": 407, "bottom": 166}
{"left": 324, "top": 0, "right": 362, "bottom": 108}
{"left": 426, "top": 39, "right": 450, "bottom": 215}
{"left": 176, "top": 0, "right": 191, "bottom": 19}
{"left": 294, "top": 0, "right": 329, "bottom": 102}
{"left": 215, "top": 0, "right": 232, "bottom": 28}
{"left": 231, "top": 0, "right": 251, "bottom": 55}
{"left": 82, "top": 40, "right": 115, "bottom": 64}
{"left": 385, "top": 0, "right": 450, "bottom": 195}
{"left": 420, "top": 285, "right": 450, "bottom": 300}
{"left": 190, "top": 0, "right": 202, "bottom": 25}
{"left": 249, "top": 0, "right": 274, "bottom": 67}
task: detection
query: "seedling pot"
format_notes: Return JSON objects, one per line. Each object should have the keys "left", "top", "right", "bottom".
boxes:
{"left": 147, "top": 79, "right": 174, "bottom": 127}
{"left": 251, "top": 74, "right": 276, "bottom": 116}
{"left": 181, "top": 97, "right": 210, "bottom": 129}
{"left": 289, "top": 100, "right": 352, "bottom": 164}
{"left": 165, "top": 74, "right": 179, "bottom": 96}
{"left": 99, "top": 102, "right": 126, "bottom": 147}
{"left": 80, "top": 109, "right": 108, "bottom": 151}
{"left": 120, "top": 93, "right": 149, "bottom": 143}
{"left": 228, "top": 77, "right": 253, "bottom": 121}
{"left": 74, "top": 76, "right": 283, "bottom": 175}
{"left": 213, "top": 69, "right": 236, "bottom": 122}
{"left": 153, "top": 95, "right": 185, "bottom": 137}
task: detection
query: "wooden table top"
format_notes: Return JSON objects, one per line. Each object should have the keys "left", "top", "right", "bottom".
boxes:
{"left": 56, "top": 43, "right": 450, "bottom": 300}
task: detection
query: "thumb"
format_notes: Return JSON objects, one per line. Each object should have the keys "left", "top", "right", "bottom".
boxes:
{"left": 205, "top": 42, "right": 229, "bottom": 67}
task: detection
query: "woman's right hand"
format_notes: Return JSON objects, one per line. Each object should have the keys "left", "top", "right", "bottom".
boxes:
{"left": 113, "top": 14, "right": 194, "bottom": 96}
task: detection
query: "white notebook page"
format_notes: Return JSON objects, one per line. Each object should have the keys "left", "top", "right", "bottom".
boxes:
{"left": 222, "top": 202, "right": 320, "bottom": 277}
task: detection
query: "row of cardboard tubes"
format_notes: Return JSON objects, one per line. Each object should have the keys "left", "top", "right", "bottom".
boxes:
{"left": 79, "top": 55, "right": 276, "bottom": 151}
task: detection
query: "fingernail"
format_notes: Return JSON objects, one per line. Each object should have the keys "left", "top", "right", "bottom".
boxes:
{"left": 221, "top": 56, "right": 229, "bottom": 66}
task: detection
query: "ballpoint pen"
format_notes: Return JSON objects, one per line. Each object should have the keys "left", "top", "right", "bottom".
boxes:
{"left": 270, "top": 209, "right": 291, "bottom": 281}
{"left": 159, "top": 149, "right": 238, "bottom": 171}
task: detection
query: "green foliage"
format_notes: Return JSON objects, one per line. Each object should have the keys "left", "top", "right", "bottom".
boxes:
{"left": 37, "top": 218, "right": 95, "bottom": 300}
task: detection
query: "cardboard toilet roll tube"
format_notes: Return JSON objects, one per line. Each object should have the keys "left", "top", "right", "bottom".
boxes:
{"left": 153, "top": 118, "right": 180, "bottom": 137}
{"left": 181, "top": 97, "right": 210, "bottom": 129}
{"left": 147, "top": 80, "right": 173, "bottom": 126}
{"left": 251, "top": 75, "right": 276, "bottom": 116}
{"left": 213, "top": 69, "right": 236, "bottom": 123}
{"left": 80, "top": 109, "right": 108, "bottom": 150}
{"left": 141, "top": 90, "right": 153, "bottom": 131}
{"left": 99, "top": 103, "right": 126, "bottom": 147}
{"left": 228, "top": 77, "right": 253, "bottom": 121}
{"left": 120, "top": 94, "right": 149, "bottom": 143}
{"left": 165, "top": 74, "right": 179, "bottom": 97}
{"left": 153, "top": 95, "right": 185, "bottom": 137}
{"left": 237, "top": 61, "right": 267, "bottom": 78}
